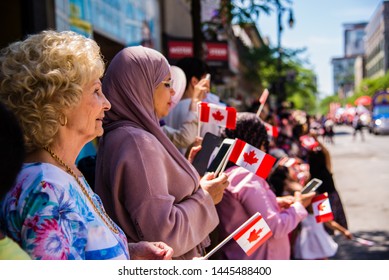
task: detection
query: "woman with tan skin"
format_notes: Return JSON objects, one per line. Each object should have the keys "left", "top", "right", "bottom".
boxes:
{"left": 95, "top": 46, "right": 229, "bottom": 260}
{"left": 0, "top": 31, "right": 173, "bottom": 260}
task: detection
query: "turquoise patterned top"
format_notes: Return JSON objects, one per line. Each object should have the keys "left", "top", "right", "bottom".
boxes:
{"left": 0, "top": 163, "right": 129, "bottom": 260}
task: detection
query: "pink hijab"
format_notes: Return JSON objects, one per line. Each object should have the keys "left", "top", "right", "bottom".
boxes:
{"left": 102, "top": 46, "right": 199, "bottom": 185}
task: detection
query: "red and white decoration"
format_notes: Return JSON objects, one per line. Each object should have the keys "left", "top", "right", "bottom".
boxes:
{"left": 233, "top": 212, "right": 272, "bottom": 256}
{"left": 263, "top": 122, "right": 279, "bottom": 138}
{"left": 312, "top": 193, "right": 334, "bottom": 223}
{"left": 278, "top": 156, "right": 297, "bottom": 168}
{"left": 299, "top": 135, "right": 319, "bottom": 151}
{"left": 199, "top": 102, "right": 237, "bottom": 129}
{"left": 229, "top": 139, "right": 276, "bottom": 179}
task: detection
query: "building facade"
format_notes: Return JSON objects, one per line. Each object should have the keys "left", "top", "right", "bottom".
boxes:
{"left": 332, "top": 57, "right": 357, "bottom": 98}
{"left": 344, "top": 22, "right": 367, "bottom": 57}
{"left": 331, "top": 22, "right": 367, "bottom": 97}
{"left": 365, "top": 0, "right": 389, "bottom": 79}
{"left": 1, "top": 0, "right": 268, "bottom": 109}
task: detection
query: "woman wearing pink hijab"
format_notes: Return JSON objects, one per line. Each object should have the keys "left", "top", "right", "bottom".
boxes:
{"left": 95, "top": 46, "right": 229, "bottom": 259}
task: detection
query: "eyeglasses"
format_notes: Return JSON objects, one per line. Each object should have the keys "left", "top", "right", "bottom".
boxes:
{"left": 161, "top": 79, "right": 174, "bottom": 89}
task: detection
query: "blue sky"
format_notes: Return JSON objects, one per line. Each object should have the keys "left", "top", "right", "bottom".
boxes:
{"left": 257, "top": 0, "right": 383, "bottom": 98}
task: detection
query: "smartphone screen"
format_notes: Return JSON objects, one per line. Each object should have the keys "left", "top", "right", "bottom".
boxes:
{"left": 192, "top": 132, "right": 223, "bottom": 176}
{"left": 207, "top": 139, "right": 234, "bottom": 173}
{"left": 301, "top": 178, "right": 323, "bottom": 194}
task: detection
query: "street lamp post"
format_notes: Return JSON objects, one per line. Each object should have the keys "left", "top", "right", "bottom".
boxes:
{"left": 275, "top": 1, "right": 294, "bottom": 107}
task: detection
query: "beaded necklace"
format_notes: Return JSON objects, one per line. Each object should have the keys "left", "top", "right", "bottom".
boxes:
{"left": 43, "top": 146, "right": 119, "bottom": 234}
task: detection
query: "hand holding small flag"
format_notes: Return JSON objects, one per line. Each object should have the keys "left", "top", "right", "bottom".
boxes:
{"left": 312, "top": 192, "right": 334, "bottom": 223}
{"left": 203, "top": 212, "right": 272, "bottom": 259}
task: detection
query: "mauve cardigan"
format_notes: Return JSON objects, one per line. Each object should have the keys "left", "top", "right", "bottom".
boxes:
{"left": 95, "top": 46, "right": 218, "bottom": 259}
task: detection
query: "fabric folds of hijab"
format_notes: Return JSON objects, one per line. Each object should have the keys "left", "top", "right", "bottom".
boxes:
{"left": 102, "top": 46, "right": 199, "bottom": 186}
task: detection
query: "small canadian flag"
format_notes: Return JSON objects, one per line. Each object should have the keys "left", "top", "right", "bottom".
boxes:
{"left": 299, "top": 135, "right": 319, "bottom": 150}
{"left": 278, "top": 156, "right": 297, "bottom": 168}
{"left": 229, "top": 139, "right": 276, "bottom": 179}
{"left": 263, "top": 122, "right": 279, "bottom": 138}
{"left": 233, "top": 212, "right": 272, "bottom": 256}
{"left": 312, "top": 192, "right": 334, "bottom": 223}
{"left": 199, "top": 102, "right": 237, "bottom": 129}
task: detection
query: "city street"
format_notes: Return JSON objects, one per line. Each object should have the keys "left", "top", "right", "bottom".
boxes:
{"left": 324, "top": 125, "right": 389, "bottom": 259}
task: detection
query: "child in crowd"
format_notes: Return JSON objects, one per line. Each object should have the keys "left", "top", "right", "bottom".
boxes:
{"left": 293, "top": 203, "right": 353, "bottom": 260}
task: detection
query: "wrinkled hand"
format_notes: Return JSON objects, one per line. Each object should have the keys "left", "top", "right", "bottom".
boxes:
{"left": 293, "top": 191, "right": 316, "bottom": 208}
{"left": 128, "top": 241, "right": 174, "bottom": 260}
{"left": 200, "top": 172, "right": 229, "bottom": 205}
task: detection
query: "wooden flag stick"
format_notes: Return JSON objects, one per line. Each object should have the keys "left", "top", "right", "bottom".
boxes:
{"left": 202, "top": 212, "right": 260, "bottom": 260}
{"left": 256, "top": 88, "right": 269, "bottom": 118}
{"left": 197, "top": 101, "right": 202, "bottom": 138}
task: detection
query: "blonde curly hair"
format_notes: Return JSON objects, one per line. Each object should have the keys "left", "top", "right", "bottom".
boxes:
{"left": 0, "top": 30, "right": 105, "bottom": 153}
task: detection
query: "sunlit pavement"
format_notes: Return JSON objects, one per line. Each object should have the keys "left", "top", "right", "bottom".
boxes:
{"left": 325, "top": 125, "right": 389, "bottom": 260}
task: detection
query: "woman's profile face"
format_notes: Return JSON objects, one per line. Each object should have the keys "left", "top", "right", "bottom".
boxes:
{"left": 153, "top": 74, "right": 175, "bottom": 119}
{"left": 65, "top": 78, "right": 111, "bottom": 142}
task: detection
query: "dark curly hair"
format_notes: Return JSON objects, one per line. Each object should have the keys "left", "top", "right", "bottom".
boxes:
{"left": 221, "top": 112, "right": 269, "bottom": 153}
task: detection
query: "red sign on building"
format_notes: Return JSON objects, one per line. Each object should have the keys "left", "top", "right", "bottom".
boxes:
{"left": 168, "top": 41, "right": 193, "bottom": 59}
{"left": 205, "top": 42, "right": 228, "bottom": 61}
{"left": 167, "top": 40, "right": 228, "bottom": 63}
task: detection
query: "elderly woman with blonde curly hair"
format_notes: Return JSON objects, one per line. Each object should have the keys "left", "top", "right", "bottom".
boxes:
{"left": 0, "top": 30, "right": 173, "bottom": 260}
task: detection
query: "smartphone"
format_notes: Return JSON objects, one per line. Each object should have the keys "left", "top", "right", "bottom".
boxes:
{"left": 207, "top": 138, "right": 234, "bottom": 173}
{"left": 301, "top": 178, "right": 323, "bottom": 194}
{"left": 191, "top": 132, "right": 223, "bottom": 176}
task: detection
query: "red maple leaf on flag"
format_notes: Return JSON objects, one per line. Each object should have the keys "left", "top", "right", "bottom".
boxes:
{"left": 317, "top": 202, "right": 326, "bottom": 212}
{"left": 243, "top": 150, "right": 259, "bottom": 165}
{"left": 247, "top": 228, "right": 263, "bottom": 243}
{"left": 212, "top": 110, "right": 225, "bottom": 121}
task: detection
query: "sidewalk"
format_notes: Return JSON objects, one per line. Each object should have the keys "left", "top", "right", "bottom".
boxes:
{"left": 327, "top": 125, "right": 389, "bottom": 260}
{"left": 331, "top": 230, "right": 389, "bottom": 260}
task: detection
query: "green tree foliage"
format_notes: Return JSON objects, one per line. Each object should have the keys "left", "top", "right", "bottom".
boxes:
{"left": 190, "top": 0, "right": 319, "bottom": 112}
{"left": 226, "top": 0, "right": 318, "bottom": 112}
{"left": 318, "top": 95, "right": 341, "bottom": 116}
{"left": 319, "top": 72, "right": 389, "bottom": 115}
{"left": 286, "top": 65, "right": 317, "bottom": 114}
{"left": 192, "top": 0, "right": 293, "bottom": 58}
{"left": 239, "top": 42, "right": 318, "bottom": 112}
{"left": 226, "top": 0, "right": 292, "bottom": 24}
{"left": 353, "top": 72, "right": 389, "bottom": 98}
